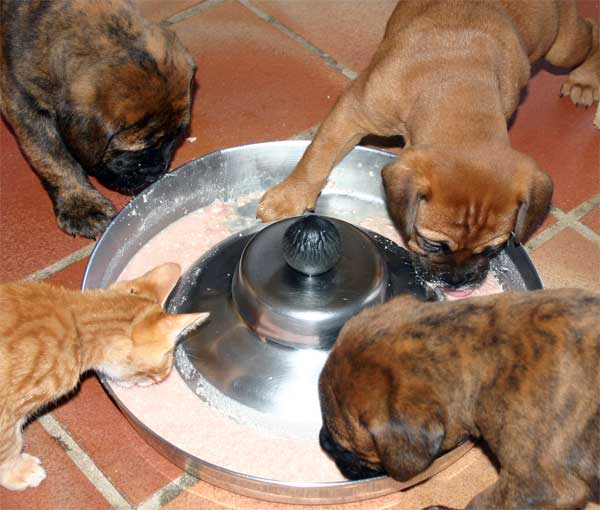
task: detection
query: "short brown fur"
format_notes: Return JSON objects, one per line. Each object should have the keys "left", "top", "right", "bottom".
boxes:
{"left": 257, "top": 0, "right": 599, "bottom": 286}
{"left": 319, "top": 289, "right": 600, "bottom": 509}
{"left": 0, "top": 263, "right": 208, "bottom": 491}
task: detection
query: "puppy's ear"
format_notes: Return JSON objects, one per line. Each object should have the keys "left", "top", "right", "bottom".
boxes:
{"left": 514, "top": 155, "right": 553, "bottom": 243}
{"left": 57, "top": 104, "right": 117, "bottom": 169}
{"left": 381, "top": 151, "right": 431, "bottom": 240}
{"left": 367, "top": 399, "right": 445, "bottom": 481}
{"left": 57, "top": 74, "right": 121, "bottom": 169}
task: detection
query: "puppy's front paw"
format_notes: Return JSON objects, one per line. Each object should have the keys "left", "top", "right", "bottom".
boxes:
{"left": 0, "top": 453, "right": 46, "bottom": 491}
{"left": 55, "top": 190, "right": 116, "bottom": 238}
{"left": 257, "top": 181, "right": 318, "bottom": 222}
{"left": 561, "top": 54, "right": 600, "bottom": 108}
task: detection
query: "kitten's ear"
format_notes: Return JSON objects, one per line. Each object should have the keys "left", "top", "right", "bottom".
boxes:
{"left": 112, "top": 263, "right": 182, "bottom": 306}
{"left": 138, "top": 263, "right": 183, "bottom": 306}
{"left": 160, "top": 312, "right": 210, "bottom": 345}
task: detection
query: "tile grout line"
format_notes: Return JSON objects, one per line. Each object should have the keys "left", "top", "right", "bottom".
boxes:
{"left": 571, "top": 221, "right": 600, "bottom": 244}
{"left": 568, "top": 192, "right": 600, "bottom": 219}
{"left": 525, "top": 214, "right": 568, "bottom": 252}
{"left": 551, "top": 204, "right": 600, "bottom": 244}
{"left": 237, "top": 0, "right": 358, "bottom": 80}
{"left": 161, "top": 0, "right": 225, "bottom": 26}
{"left": 525, "top": 194, "right": 600, "bottom": 252}
{"left": 24, "top": 242, "right": 95, "bottom": 282}
{"left": 134, "top": 472, "right": 199, "bottom": 510}
{"left": 37, "top": 413, "right": 132, "bottom": 510}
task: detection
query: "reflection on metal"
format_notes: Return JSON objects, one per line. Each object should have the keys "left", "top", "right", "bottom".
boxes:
{"left": 168, "top": 216, "right": 426, "bottom": 436}
{"left": 83, "top": 141, "right": 543, "bottom": 504}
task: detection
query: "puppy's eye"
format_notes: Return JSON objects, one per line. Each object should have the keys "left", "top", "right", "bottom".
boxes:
{"left": 419, "top": 237, "right": 450, "bottom": 254}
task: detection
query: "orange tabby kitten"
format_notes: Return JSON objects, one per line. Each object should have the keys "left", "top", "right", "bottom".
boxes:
{"left": 0, "top": 262, "right": 208, "bottom": 491}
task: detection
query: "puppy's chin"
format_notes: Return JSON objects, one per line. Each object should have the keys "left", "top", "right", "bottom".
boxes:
{"left": 319, "top": 427, "right": 384, "bottom": 481}
{"left": 92, "top": 164, "right": 168, "bottom": 195}
{"left": 411, "top": 253, "right": 490, "bottom": 289}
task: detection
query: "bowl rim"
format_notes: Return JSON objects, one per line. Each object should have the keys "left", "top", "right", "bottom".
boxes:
{"left": 83, "top": 140, "right": 543, "bottom": 504}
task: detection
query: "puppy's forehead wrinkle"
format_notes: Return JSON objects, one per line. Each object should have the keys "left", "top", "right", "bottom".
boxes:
{"left": 419, "top": 187, "right": 516, "bottom": 250}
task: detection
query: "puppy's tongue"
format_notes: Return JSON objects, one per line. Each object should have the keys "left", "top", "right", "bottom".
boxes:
{"left": 443, "top": 288, "right": 474, "bottom": 298}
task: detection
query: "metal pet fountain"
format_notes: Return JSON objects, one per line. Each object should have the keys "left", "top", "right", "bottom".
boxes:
{"left": 83, "top": 141, "right": 543, "bottom": 504}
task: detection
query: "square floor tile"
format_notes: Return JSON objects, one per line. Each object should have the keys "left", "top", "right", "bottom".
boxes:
{"left": 167, "top": 0, "right": 349, "bottom": 169}
{"left": 46, "top": 258, "right": 91, "bottom": 289}
{"left": 508, "top": 69, "right": 599, "bottom": 212}
{"left": 0, "top": 422, "right": 109, "bottom": 510}
{"left": 252, "top": 0, "right": 397, "bottom": 73}
{"left": 0, "top": 120, "right": 87, "bottom": 282}
{"left": 0, "top": 119, "right": 130, "bottom": 282}
{"left": 52, "top": 376, "right": 182, "bottom": 506}
{"left": 580, "top": 206, "right": 600, "bottom": 235}
{"left": 531, "top": 228, "right": 600, "bottom": 290}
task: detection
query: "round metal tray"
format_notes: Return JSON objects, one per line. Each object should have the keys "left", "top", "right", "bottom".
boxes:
{"left": 82, "top": 141, "right": 543, "bottom": 505}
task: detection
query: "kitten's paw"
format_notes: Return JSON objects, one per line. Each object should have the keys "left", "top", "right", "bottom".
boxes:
{"left": 55, "top": 189, "right": 116, "bottom": 239}
{"left": 0, "top": 453, "right": 46, "bottom": 491}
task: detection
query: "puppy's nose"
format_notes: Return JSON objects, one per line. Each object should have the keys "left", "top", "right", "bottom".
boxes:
{"left": 445, "top": 273, "right": 470, "bottom": 287}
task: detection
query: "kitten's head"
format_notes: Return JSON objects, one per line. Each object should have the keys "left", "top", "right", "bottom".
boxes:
{"left": 99, "top": 263, "right": 209, "bottom": 387}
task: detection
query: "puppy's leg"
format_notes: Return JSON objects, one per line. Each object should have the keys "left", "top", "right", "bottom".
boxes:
{"left": 545, "top": 2, "right": 599, "bottom": 109}
{"left": 464, "top": 468, "right": 590, "bottom": 510}
{"left": 2, "top": 92, "right": 115, "bottom": 238}
{"left": 257, "top": 90, "right": 368, "bottom": 222}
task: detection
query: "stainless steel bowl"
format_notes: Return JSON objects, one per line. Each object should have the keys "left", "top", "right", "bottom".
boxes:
{"left": 168, "top": 214, "right": 438, "bottom": 436}
{"left": 83, "top": 141, "right": 543, "bottom": 505}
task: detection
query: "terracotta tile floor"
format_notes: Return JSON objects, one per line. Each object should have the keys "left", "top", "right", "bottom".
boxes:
{"left": 1, "top": 1, "right": 599, "bottom": 509}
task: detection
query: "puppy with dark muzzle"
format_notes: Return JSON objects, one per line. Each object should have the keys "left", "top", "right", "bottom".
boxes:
{"left": 319, "top": 290, "right": 600, "bottom": 510}
{"left": 257, "top": 0, "right": 600, "bottom": 288}
{"left": 0, "top": 0, "right": 195, "bottom": 238}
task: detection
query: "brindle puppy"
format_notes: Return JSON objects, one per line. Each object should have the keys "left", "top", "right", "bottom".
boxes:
{"left": 319, "top": 289, "right": 600, "bottom": 510}
{"left": 0, "top": 0, "right": 195, "bottom": 238}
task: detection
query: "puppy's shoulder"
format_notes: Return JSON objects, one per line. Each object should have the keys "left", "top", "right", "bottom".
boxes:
{"left": 499, "top": 288, "right": 600, "bottom": 313}
{"left": 336, "top": 294, "right": 425, "bottom": 350}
